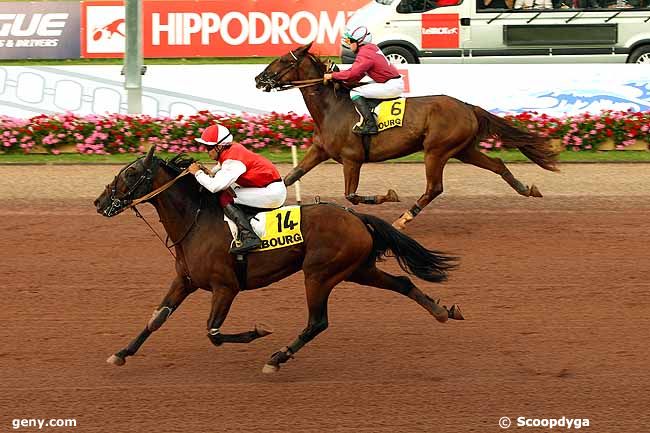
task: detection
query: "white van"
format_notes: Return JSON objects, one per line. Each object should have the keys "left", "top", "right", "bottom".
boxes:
{"left": 342, "top": 0, "right": 650, "bottom": 64}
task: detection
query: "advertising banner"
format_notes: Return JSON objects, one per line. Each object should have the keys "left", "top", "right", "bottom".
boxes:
{"left": 0, "top": 1, "right": 80, "bottom": 59}
{"left": 81, "top": 0, "right": 369, "bottom": 58}
{"left": 1, "top": 64, "right": 648, "bottom": 119}
{"left": 421, "top": 14, "right": 460, "bottom": 49}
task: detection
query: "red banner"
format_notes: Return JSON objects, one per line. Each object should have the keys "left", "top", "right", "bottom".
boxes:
{"left": 421, "top": 14, "right": 460, "bottom": 49}
{"left": 82, "top": 0, "right": 368, "bottom": 58}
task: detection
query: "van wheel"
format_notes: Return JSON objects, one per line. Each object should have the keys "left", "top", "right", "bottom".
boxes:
{"left": 628, "top": 46, "right": 650, "bottom": 64}
{"left": 382, "top": 46, "right": 417, "bottom": 64}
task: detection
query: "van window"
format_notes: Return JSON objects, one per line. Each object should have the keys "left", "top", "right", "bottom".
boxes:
{"left": 477, "top": 0, "right": 647, "bottom": 9}
{"left": 397, "top": 0, "right": 461, "bottom": 12}
{"left": 478, "top": 0, "right": 514, "bottom": 9}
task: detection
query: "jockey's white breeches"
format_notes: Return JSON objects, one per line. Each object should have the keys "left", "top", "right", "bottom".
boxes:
{"left": 350, "top": 77, "right": 405, "bottom": 99}
{"left": 232, "top": 181, "right": 287, "bottom": 209}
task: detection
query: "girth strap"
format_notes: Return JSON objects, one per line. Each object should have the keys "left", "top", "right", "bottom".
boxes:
{"left": 234, "top": 253, "right": 248, "bottom": 291}
{"left": 362, "top": 134, "right": 371, "bottom": 163}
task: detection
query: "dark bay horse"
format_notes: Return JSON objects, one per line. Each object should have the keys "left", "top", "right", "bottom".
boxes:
{"left": 255, "top": 43, "right": 559, "bottom": 229}
{"left": 94, "top": 147, "right": 463, "bottom": 373}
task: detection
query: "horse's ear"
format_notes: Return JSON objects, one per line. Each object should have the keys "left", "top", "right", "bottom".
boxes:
{"left": 299, "top": 42, "right": 313, "bottom": 53}
{"left": 143, "top": 145, "right": 155, "bottom": 167}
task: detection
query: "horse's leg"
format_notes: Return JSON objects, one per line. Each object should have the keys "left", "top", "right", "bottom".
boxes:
{"left": 107, "top": 276, "right": 193, "bottom": 366}
{"left": 457, "top": 146, "right": 543, "bottom": 197}
{"left": 262, "top": 277, "right": 332, "bottom": 373}
{"left": 347, "top": 266, "right": 464, "bottom": 322}
{"left": 393, "top": 153, "right": 446, "bottom": 230}
{"left": 284, "top": 145, "right": 328, "bottom": 186}
{"left": 343, "top": 159, "right": 399, "bottom": 205}
{"left": 205, "top": 285, "right": 273, "bottom": 347}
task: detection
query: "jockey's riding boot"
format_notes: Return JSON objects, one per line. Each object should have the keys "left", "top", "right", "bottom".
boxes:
{"left": 352, "top": 97, "right": 379, "bottom": 135}
{"left": 223, "top": 204, "right": 262, "bottom": 254}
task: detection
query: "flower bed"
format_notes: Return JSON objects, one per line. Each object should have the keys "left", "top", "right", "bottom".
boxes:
{"left": 1, "top": 110, "right": 648, "bottom": 154}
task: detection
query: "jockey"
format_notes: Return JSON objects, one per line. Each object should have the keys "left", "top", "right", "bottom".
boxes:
{"left": 188, "top": 123, "right": 287, "bottom": 254}
{"left": 323, "top": 26, "right": 405, "bottom": 135}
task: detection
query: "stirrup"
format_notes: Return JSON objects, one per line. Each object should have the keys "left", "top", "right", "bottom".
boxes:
{"left": 353, "top": 123, "right": 378, "bottom": 135}
{"left": 229, "top": 237, "right": 261, "bottom": 254}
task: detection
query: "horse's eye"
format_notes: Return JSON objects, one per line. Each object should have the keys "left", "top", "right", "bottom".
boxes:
{"left": 125, "top": 168, "right": 137, "bottom": 180}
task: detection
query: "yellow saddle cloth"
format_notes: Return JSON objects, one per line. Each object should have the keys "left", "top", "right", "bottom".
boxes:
{"left": 373, "top": 98, "right": 406, "bottom": 132}
{"left": 225, "top": 205, "right": 303, "bottom": 252}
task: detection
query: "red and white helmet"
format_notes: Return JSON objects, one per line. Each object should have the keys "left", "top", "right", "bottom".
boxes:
{"left": 344, "top": 26, "right": 372, "bottom": 46}
{"left": 195, "top": 123, "right": 233, "bottom": 147}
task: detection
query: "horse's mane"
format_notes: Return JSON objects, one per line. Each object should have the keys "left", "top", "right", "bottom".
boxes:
{"left": 165, "top": 153, "right": 196, "bottom": 172}
{"left": 154, "top": 153, "right": 221, "bottom": 213}
{"left": 306, "top": 52, "right": 351, "bottom": 98}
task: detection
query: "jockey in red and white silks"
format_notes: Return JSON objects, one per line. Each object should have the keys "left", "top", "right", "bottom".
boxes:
{"left": 188, "top": 123, "right": 287, "bottom": 253}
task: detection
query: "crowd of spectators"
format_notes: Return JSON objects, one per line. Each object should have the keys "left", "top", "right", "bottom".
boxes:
{"left": 397, "top": 0, "right": 646, "bottom": 12}
{"left": 480, "top": 0, "right": 646, "bottom": 9}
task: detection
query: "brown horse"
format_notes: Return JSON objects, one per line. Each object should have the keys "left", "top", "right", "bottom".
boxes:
{"left": 94, "top": 147, "right": 463, "bottom": 373}
{"left": 255, "top": 43, "right": 559, "bottom": 229}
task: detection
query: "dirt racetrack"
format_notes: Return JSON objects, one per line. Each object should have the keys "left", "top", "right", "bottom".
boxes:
{"left": 1, "top": 161, "right": 649, "bottom": 432}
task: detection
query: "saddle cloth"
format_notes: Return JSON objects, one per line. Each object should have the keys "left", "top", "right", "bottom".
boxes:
{"left": 355, "top": 98, "right": 407, "bottom": 132}
{"left": 224, "top": 205, "right": 304, "bottom": 252}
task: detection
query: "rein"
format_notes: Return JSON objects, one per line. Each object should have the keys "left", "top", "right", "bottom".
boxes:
{"left": 125, "top": 168, "right": 190, "bottom": 210}
{"left": 286, "top": 78, "right": 324, "bottom": 89}
{"left": 264, "top": 52, "right": 336, "bottom": 91}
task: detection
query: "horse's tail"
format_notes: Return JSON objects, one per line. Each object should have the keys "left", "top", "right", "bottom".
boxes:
{"left": 357, "top": 213, "right": 457, "bottom": 283}
{"left": 472, "top": 106, "right": 559, "bottom": 172}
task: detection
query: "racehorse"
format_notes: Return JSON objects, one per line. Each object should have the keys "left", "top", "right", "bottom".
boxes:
{"left": 255, "top": 43, "right": 559, "bottom": 229}
{"left": 94, "top": 147, "right": 463, "bottom": 373}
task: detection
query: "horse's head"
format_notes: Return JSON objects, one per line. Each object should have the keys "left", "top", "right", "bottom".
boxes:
{"left": 255, "top": 43, "right": 322, "bottom": 92}
{"left": 94, "top": 146, "right": 158, "bottom": 217}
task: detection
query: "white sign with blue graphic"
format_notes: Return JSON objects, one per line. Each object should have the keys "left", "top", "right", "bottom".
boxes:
{"left": 0, "top": 64, "right": 648, "bottom": 118}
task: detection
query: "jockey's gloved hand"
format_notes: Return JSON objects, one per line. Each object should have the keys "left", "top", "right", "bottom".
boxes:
{"left": 188, "top": 162, "right": 201, "bottom": 175}
{"left": 199, "top": 163, "right": 212, "bottom": 175}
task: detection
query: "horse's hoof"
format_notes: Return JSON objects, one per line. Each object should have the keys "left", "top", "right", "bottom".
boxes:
{"left": 392, "top": 213, "right": 411, "bottom": 230}
{"left": 262, "top": 363, "right": 280, "bottom": 374}
{"left": 529, "top": 185, "right": 543, "bottom": 198}
{"left": 448, "top": 304, "right": 465, "bottom": 320}
{"left": 392, "top": 220, "right": 405, "bottom": 230}
{"left": 107, "top": 354, "right": 126, "bottom": 366}
{"left": 255, "top": 323, "right": 273, "bottom": 337}
{"left": 392, "top": 210, "right": 414, "bottom": 230}
{"left": 386, "top": 189, "right": 400, "bottom": 203}
{"left": 434, "top": 310, "right": 449, "bottom": 323}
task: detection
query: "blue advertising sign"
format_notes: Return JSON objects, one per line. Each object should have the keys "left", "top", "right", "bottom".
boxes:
{"left": 0, "top": 1, "right": 80, "bottom": 59}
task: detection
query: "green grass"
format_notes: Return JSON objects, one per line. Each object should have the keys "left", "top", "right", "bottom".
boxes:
{"left": 1, "top": 149, "right": 649, "bottom": 165}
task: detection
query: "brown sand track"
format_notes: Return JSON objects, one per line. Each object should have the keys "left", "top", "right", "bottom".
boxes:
{"left": 1, "top": 162, "right": 649, "bottom": 432}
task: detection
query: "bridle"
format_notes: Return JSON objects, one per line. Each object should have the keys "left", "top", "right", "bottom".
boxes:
{"left": 257, "top": 50, "right": 334, "bottom": 91}
{"left": 104, "top": 157, "right": 157, "bottom": 217}
{"left": 102, "top": 156, "right": 196, "bottom": 247}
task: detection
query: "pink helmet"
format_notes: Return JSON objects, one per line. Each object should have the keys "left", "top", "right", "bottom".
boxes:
{"left": 195, "top": 124, "right": 233, "bottom": 147}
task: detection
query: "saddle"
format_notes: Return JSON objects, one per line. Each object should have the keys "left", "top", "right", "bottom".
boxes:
{"left": 236, "top": 204, "right": 279, "bottom": 221}
{"left": 366, "top": 96, "right": 401, "bottom": 110}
